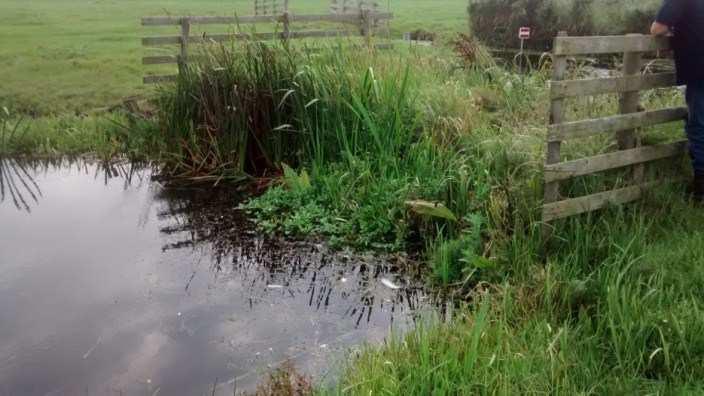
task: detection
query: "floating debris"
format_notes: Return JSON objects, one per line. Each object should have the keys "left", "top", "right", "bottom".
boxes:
{"left": 82, "top": 336, "right": 103, "bottom": 360}
{"left": 381, "top": 278, "right": 401, "bottom": 290}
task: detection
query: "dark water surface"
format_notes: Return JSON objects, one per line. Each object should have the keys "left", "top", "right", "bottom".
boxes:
{"left": 0, "top": 159, "right": 434, "bottom": 396}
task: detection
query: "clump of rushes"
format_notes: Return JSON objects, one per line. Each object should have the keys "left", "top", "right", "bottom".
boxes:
{"left": 154, "top": 41, "right": 418, "bottom": 180}
{"left": 154, "top": 40, "right": 545, "bottom": 284}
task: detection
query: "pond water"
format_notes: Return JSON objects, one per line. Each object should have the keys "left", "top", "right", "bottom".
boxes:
{"left": 0, "top": 159, "right": 436, "bottom": 396}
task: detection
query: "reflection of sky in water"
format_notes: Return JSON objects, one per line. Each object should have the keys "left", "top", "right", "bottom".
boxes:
{"left": 0, "top": 160, "right": 436, "bottom": 396}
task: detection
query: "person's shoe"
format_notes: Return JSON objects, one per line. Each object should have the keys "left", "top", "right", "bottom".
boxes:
{"left": 691, "top": 172, "right": 704, "bottom": 202}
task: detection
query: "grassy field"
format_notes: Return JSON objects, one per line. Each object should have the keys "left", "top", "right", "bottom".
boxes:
{"left": 0, "top": 0, "right": 467, "bottom": 116}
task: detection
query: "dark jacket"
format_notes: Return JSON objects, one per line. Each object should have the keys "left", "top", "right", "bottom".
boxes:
{"left": 656, "top": 0, "right": 704, "bottom": 85}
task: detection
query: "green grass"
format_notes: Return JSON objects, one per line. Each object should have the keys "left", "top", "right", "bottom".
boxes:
{"left": 0, "top": 107, "right": 160, "bottom": 158}
{"left": 327, "top": 192, "right": 704, "bottom": 395}
{"left": 0, "top": 0, "right": 467, "bottom": 116}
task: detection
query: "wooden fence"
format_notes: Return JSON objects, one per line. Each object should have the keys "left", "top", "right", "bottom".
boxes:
{"left": 542, "top": 34, "right": 688, "bottom": 224}
{"left": 141, "top": 10, "right": 393, "bottom": 84}
{"left": 330, "top": 0, "right": 379, "bottom": 14}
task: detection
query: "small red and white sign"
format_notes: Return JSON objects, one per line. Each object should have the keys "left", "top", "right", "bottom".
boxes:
{"left": 519, "top": 27, "right": 531, "bottom": 40}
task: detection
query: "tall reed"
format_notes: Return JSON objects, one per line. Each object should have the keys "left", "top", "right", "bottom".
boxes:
{"left": 154, "top": 41, "right": 417, "bottom": 179}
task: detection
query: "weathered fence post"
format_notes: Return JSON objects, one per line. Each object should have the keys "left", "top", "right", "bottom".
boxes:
{"left": 282, "top": 10, "right": 290, "bottom": 43}
{"left": 543, "top": 31, "right": 568, "bottom": 236}
{"left": 619, "top": 34, "right": 645, "bottom": 182}
{"left": 178, "top": 18, "right": 191, "bottom": 75}
{"left": 361, "top": 9, "right": 372, "bottom": 47}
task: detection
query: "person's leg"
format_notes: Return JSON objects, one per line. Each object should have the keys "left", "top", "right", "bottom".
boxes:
{"left": 686, "top": 82, "right": 704, "bottom": 199}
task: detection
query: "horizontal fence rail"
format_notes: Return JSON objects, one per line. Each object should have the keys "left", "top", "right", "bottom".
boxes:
{"left": 542, "top": 33, "right": 687, "bottom": 231}
{"left": 542, "top": 181, "right": 660, "bottom": 222}
{"left": 553, "top": 35, "right": 672, "bottom": 56}
{"left": 544, "top": 140, "right": 688, "bottom": 183}
{"left": 141, "top": 11, "right": 393, "bottom": 84}
{"left": 141, "top": 13, "right": 392, "bottom": 26}
{"left": 547, "top": 107, "right": 688, "bottom": 142}
{"left": 550, "top": 73, "right": 677, "bottom": 98}
{"left": 142, "top": 30, "right": 356, "bottom": 46}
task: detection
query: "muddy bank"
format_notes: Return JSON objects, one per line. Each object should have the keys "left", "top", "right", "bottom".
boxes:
{"left": 0, "top": 159, "right": 440, "bottom": 395}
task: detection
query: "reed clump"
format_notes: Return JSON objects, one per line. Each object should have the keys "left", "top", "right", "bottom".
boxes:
{"left": 154, "top": 42, "right": 418, "bottom": 180}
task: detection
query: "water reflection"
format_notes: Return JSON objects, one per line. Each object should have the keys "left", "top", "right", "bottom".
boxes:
{"left": 154, "top": 185, "right": 429, "bottom": 328}
{"left": 0, "top": 157, "right": 150, "bottom": 212}
{"left": 0, "top": 158, "right": 436, "bottom": 396}
{"left": 0, "top": 158, "right": 42, "bottom": 212}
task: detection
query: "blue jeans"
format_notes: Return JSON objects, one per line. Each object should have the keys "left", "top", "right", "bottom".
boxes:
{"left": 686, "top": 82, "right": 704, "bottom": 174}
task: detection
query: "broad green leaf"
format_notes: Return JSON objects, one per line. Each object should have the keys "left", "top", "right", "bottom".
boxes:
{"left": 405, "top": 200, "right": 458, "bottom": 222}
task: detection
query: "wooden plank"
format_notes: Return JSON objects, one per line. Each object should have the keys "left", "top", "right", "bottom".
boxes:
{"left": 143, "top": 30, "right": 356, "bottom": 46}
{"left": 143, "top": 16, "right": 230, "bottom": 26}
{"left": 550, "top": 73, "right": 677, "bottom": 99}
{"left": 553, "top": 35, "right": 671, "bottom": 55}
{"left": 143, "top": 43, "right": 389, "bottom": 65}
{"left": 143, "top": 55, "right": 206, "bottom": 65}
{"left": 142, "top": 55, "right": 179, "bottom": 65}
{"left": 285, "top": 30, "right": 356, "bottom": 39}
{"left": 143, "top": 74, "right": 178, "bottom": 84}
{"left": 144, "top": 33, "right": 255, "bottom": 45}
{"left": 141, "top": 13, "right": 392, "bottom": 26}
{"left": 374, "top": 42, "right": 394, "bottom": 50}
{"left": 189, "top": 33, "right": 257, "bottom": 43}
{"left": 142, "top": 16, "right": 182, "bottom": 26}
{"left": 142, "top": 36, "right": 182, "bottom": 46}
{"left": 143, "top": 15, "right": 280, "bottom": 25}
{"left": 301, "top": 42, "right": 393, "bottom": 54}
{"left": 543, "top": 140, "right": 687, "bottom": 183}
{"left": 548, "top": 107, "right": 688, "bottom": 142}
{"left": 542, "top": 181, "right": 658, "bottom": 222}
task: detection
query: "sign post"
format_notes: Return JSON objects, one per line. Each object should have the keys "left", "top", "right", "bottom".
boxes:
{"left": 516, "top": 27, "right": 531, "bottom": 70}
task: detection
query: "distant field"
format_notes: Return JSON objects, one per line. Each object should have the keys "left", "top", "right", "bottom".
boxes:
{"left": 0, "top": 0, "right": 467, "bottom": 115}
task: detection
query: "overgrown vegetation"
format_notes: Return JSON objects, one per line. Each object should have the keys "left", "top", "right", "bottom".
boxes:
{"left": 469, "top": 0, "right": 662, "bottom": 50}
{"left": 141, "top": 37, "right": 704, "bottom": 394}
{"left": 6, "top": 1, "right": 704, "bottom": 393}
{"left": 155, "top": 41, "right": 514, "bottom": 255}
{"left": 330, "top": 191, "right": 704, "bottom": 394}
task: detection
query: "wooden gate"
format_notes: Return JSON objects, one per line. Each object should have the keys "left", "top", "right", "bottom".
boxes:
{"left": 141, "top": 10, "right": 393, "bottom": 84}
{"left": 542, "top": 34, "right": 689, "bottom": 224}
